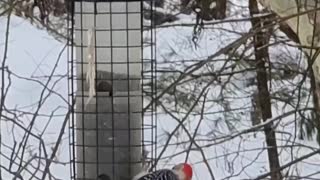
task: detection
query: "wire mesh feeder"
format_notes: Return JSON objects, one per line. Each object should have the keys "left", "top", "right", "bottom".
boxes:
{"left": 68, "top": 0, "right": 157, "bottom": 179}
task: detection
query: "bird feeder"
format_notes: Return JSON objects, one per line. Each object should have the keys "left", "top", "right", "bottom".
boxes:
{"left": 68, "top": 0, "right": 157, "bottom": 179}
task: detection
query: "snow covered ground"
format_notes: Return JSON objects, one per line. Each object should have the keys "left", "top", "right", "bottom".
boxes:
{"left": 0, "top": 15, "right": 69, "bottom": 179}
{"left": 1, "top": 0, "right": 320, "bottom": 179}
{"left": 153, "top": 0, "right": 320, "bottom": 179}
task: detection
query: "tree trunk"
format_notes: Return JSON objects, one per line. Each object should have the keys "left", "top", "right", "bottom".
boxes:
{"left": 249, "top": 1, "right": 282, "bottom": 179}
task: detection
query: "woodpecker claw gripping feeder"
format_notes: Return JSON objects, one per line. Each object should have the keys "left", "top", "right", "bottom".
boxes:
{"left": 68, "top": 0, "right": 157, "bottom": 179}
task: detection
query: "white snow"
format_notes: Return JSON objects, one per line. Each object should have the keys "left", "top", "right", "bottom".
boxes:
{"left": 1, "top": 0, "right": 320, "bottom": 179}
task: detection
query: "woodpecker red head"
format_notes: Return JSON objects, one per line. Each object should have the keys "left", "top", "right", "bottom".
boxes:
{"left": 132, "top": 162, "right": 193, "bottom": 180}
{"left": 172, "top": 163, "right": 193, "bottom": 180}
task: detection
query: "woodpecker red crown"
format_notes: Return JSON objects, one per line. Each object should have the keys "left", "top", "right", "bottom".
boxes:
{"left": 182, "top": 163, "right": 193, "bottom": 179}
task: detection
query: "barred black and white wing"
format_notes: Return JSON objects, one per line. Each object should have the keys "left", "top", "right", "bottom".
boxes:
{"left": 136, "top": 169, "right": 178, "bottom": 180}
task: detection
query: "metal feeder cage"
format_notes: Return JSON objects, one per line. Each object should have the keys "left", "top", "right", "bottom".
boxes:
{"left": 68, "top": 0, "right": 157, "bottom": 179}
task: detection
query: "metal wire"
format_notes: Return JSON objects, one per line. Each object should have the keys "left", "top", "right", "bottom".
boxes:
{"left": 68, "top": 0, "right": 157, "bottom": 179}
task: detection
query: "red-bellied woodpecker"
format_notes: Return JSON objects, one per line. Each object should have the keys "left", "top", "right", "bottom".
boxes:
{"left": 132, "top": 163, "right": 193, "bottom": 180}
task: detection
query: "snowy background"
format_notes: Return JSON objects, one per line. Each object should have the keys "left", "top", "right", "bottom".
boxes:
{"left": 1, "top": 0, "right": 320, "bottom": 179}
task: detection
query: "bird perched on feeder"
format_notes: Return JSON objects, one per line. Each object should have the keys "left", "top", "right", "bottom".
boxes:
{"left": 132, "top": 163, "right": 193, "bottom": 180}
